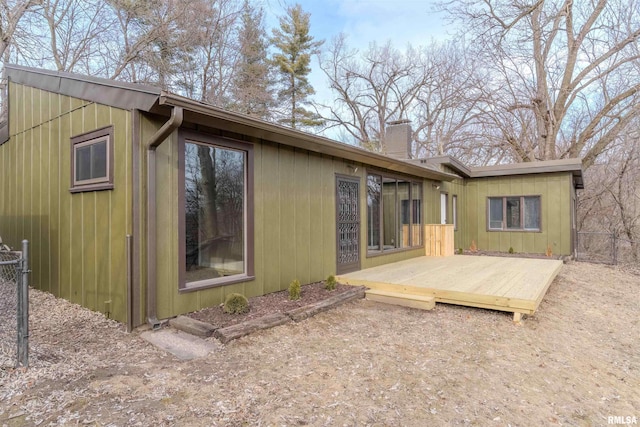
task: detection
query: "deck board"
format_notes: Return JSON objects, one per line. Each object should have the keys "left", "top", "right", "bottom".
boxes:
{"left": 337, "top": 255, "right": 563, "bottom": 316}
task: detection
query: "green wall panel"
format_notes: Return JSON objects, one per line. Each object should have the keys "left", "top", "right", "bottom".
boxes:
{"left": 150, "top": 127, "right": 435, "bottom": 320}
{"left": 261, "top": 143, "right": 281, "bottom": 295}
{"left": 308, "top": 153, "right": 325, "bottom": 283}
{"left": 0, "top": 83, "right": 133, "bottom": 323}
{"left": 294, "top": 150, "right": 311, "bottom": 285}
{"left": 321, "top": 156, "right": 337, "bottom": 276}
{"left": 458, "top": 173, "right": 574, "bottom": 255}
{"left": 278, "top": 146, "right": 296, "bottom": 287}
{"left": 1, "top": 82, "right": 578, "bottom": 324}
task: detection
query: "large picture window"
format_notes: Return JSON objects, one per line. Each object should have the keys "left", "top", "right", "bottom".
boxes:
{"left": 367, "top": 172, "right": 422, "bottom": 253}
{"left": 181, "top": 136, "right": 253, "bottom": 290}
{"left": 488, "top": 196, "right": 541, "bottom": 231}
{"left": 70, "top": 126, "right": 113, "bottom": 192}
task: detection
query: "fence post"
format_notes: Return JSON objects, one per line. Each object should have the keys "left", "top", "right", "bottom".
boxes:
{"left": 18, "top": 240, "right": 29, "bottom": 368}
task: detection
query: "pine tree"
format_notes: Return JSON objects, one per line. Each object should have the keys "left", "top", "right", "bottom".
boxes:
{"left": 271, "top": 3, "right": 323, "bottom": 129}
{"left": 230, "top": 1, "right": 273, "bottom": 119}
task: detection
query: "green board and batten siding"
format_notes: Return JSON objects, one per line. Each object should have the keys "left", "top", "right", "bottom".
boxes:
{"left": 150, "top": 127, "right": 339, "bottom": 319}
{"left": 148, "top": 126, "right": 427, "bottom": 320}
{"left": 0, "top": 82, "right": 441, "bottom": 324}
{"left": 1, "top": 77, "right": 577, "bottom": 325}
{"left": 456, "top": 173, "right": 574, "bottom": 255}
{"left": 0, "top": 83, "right": 132, "bottom": 322}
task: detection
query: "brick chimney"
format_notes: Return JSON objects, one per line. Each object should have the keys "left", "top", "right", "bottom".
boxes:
{"left": 385, "top": 120, "right": 412, "bottom": 159}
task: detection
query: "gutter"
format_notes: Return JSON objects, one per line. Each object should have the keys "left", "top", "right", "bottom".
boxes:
{"left": 146, "top": 106, "right": 183, "bottom": 328}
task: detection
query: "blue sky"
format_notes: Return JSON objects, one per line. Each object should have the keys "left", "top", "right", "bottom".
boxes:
{"left": 263, "top": 0, "right": 453, "bottom": 107}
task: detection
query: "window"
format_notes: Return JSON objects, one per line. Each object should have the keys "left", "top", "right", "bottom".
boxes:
{"left": 367, "top": 175, "right": 381, "bottom": 250}
{"left": 488, "top": 196, "right": 541, "bottom": 231}
{"left": 412, "top": 182, "right": 423, "bottom": 246}
{"left": 70, "top": 126, "right": 113, "bottom": 192}
{"left": 440, "top": 192, "right": 448, "bottom": 224}
{"left": 367, "top": 172, "right": 422, "bottom": 253}
{"left": 181, "top": 135, "right": 254, "bottom": 290}
{"left": 452, "top": 195, "right": 458, "bottom": 231}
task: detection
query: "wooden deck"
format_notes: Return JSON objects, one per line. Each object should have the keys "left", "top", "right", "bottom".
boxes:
{"left": 337, "top": 255, "right": 563, "bottom": 321}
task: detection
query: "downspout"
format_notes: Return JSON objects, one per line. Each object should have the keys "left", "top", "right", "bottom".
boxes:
{"left": 146, "top": 106, "right": 183, "bottom": 327}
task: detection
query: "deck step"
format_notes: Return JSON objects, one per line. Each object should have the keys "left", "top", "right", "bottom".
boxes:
{"left": 365, "top": 289, "right": 435, "bottom": 311}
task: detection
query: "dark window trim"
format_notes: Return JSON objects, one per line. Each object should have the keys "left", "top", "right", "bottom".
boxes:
{"left": 178, "top": 129, "right": 254, "bottom": 292}
{"left": 365, "top": 169, "right": 424, "bottom": 257}
{"left": 69, "top": 125, "right": 114, "bottom": 193}
{"left": 486, "top": 195, "right": 542, "bottom": 232}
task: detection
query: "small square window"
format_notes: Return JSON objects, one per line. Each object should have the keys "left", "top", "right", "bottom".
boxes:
{"left": 70, "top": 126, "right": 114, "bottom": 192}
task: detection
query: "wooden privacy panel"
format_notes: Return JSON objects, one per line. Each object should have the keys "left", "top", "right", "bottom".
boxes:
{"left": 425, "top": 224, "right": 454, "bottom": 256}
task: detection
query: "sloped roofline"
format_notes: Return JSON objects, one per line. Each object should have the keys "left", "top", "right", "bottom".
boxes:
{"left": 3, "top": 64, "right": 456, "bottom": 182}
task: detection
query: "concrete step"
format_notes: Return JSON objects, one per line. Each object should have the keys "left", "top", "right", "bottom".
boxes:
{"left": 365, "top": 289, "right": 435, "bottom": 311}
{"left": 141, "top": 328, "right": 220, "bottom": 360}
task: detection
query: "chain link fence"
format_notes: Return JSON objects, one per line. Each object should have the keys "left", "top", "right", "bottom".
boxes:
{"left": 576, "top": 232, "right": 639, "bottom": 265}
{"left": 0, "top": 240, "right": 30, "bottom": 368}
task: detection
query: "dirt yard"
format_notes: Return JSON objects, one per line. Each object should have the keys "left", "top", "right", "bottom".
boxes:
{"left": 1, "top": 261, "right": 638, "bottom": 426}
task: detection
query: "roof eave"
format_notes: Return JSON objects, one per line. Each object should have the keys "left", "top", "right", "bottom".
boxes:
{"left": 470, "top": 159, "right": 585, "bottom": 189}
{"left": 159, "top": 93, "right": 457, "bottom": 182}
{"left": 420, "top": 156, "right": 472, "bottom": 178}
{"left": 4, "top": 64, "right": 160, "bottom": 112}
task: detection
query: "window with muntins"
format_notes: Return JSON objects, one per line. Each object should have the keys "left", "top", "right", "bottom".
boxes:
{"left": 70, "top": 126, "right": 113, "bottom": 192}
{"left": 488, "top": 196, "right": 541, "bottom": 231}
{"left": 181, "top": 136, "right": 253, "bottom": 290}
{"left": 367, "top": 172, "right": 422, "bottom": 253}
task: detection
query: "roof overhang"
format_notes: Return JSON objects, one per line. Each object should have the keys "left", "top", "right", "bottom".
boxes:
{"left": 3, "top": 65, "right": 456, "bottom": 182}
{"left": 424, "top": 156, "right": 584, "bottom": 189}
{"left": 158, "top": 93, "right": 457, "bottom": 181}
{"left": 414, "top": 156, "right": 472, "bottom": 178}
{"left": 472, "top": 158, "right": 584, "bottom": 189}
{"left": 4, "top": 64, "right": 160, "bottom": 112}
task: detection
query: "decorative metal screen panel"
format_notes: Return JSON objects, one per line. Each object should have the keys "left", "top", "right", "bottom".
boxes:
{"left": 336, "top": 177, "right": 360, "bottom": 273}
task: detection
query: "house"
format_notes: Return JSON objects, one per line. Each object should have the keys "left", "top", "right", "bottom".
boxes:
{"left": 0, "top": 65, "right": 583, "bottom": 328}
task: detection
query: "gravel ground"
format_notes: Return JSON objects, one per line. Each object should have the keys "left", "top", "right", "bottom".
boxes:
{"left": 0, "top": 261, "right": 638, "bottom": 426}
{"left": 0, "top": 251, "right": 21, "bottom": 368}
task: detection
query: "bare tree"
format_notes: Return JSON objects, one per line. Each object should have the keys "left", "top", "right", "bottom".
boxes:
{"left": 0, "top": 0, "right": 39, "bottom": 61}
{"left": 412, "top": 41, "right": 487, "bottom": 163}
{"left": 579, "top": 126, "right": 640, "bottom": 261}
{"left": 35, "top": 0, "right": 112, "bottom": 72}
{"left": 0, "top": 0, "right": 40, "bottom": 120}
{"left": 113, "top": 0, "right": 213, "bottom": 90}
{"left": 102, "top": 0, "right": 174, "bottom": 82}
{"left": 443, "top": 0, "right": 640, "bottom": 167}
{"left": 320, "top": 36, "right": 428, "bottom": 152}
{"left": 178, "top": 0, "right": 243, "bottom": 105}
